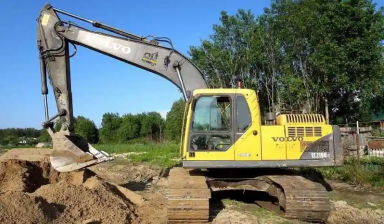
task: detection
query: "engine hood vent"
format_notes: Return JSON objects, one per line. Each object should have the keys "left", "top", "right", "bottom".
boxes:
{"left": 276, "top": 114, "right": 325, "bottom": 125}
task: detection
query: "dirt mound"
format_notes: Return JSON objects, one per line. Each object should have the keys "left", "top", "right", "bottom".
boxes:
{"left": 0, "top": 148, "right": 51, "bottom": 161}
{"left": 0, "top": 159, "right": 94, "bottom": 193}
{"left": 0, "top": 191, "right": 60, "bottom": 224}
{"left": 33, "top": 177, "right": 137, "bottom": 223}
{"left": 0, "top": 159, "right": 140, "bottom": 224}
{"left": 90, "top": 163, "right": 160, "bottom": 186}
{"left": 328, "top": 200, "right": 384, "bottom": 224}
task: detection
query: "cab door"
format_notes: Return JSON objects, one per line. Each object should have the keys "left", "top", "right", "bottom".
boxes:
{"left": 234, "top": 94, "right": 262, "bottom": 161}
{"left": 186, "top": 94, "right": 235, "bottom": 161}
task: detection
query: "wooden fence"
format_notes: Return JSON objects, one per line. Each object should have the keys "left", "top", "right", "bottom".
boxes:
{"left": 340, "top": 126, "right": 384, "bottom": 158}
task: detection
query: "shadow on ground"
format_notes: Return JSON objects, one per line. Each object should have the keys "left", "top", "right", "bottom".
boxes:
{"left": 209, "top": 190, "right": 283, "bottom": 221}
{"left": 120, "top": 181, "right": 149, "bottom": 191}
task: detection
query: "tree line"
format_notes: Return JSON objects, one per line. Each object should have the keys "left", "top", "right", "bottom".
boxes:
{"left": 0, "top": 99, "right": 186, "bottom": 146}
{"left": 98, "top": 99, "right": 185, "bottom": 143}
{"left": 0, "top": 128, "right": 41, "bottom": 146}
{"left": 189, "top": 0, "right": 384, "bottom": 124}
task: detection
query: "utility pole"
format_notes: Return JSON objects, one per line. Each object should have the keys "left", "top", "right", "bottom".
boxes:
{"left": 325, "top": 98, "right": 329, "bottom": 124}
{"left": 356, "top": 121, "right": 360, "bottom": 161}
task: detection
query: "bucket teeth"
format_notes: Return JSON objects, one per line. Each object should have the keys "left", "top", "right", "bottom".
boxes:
{"left": 50, "top": 154, "right": 112, "bottom": 172}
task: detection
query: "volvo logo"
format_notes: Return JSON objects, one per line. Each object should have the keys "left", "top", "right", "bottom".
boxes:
{"left": 84, "top": 32, "right": 131, "bottom": 54}
{"left": 272, "top": 137, "right": 304, "bottom": 142}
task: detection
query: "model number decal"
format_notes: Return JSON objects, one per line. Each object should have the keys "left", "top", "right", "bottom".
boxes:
{"left": 238, "top": 153, "right": 251, "bottom": 157}
{"left": 272, "top": 137, "right": 304, "bottom": 142}
{"left": 311, "top": 152, "right": 328, "bottom": 159}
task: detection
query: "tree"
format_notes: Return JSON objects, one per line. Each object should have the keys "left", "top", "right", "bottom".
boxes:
{"left": 189, "top": 10, "right": 259, "bottom": 89}
{"left": 189, "top": 0, "right": 384, "bottom": 123}
{"left": 322, "top": 0, "right": 384, "bottom": 123}
{"left": 189, "top": 9, "right": 283, "bottom": 117}
{"left": 140, "top": 113, "right": 151, "bottom": 138}
{"left": 74, "top": 116, "right": 99, "bottom": 144}
{"left": 99, "top": 113, "right": 122, "bottom": 143}
{"left": 271, "top": 0, "right": 384, "bottom": 121}
{"left": 165, "top": 99, "right": 186, "bottom": 141}
{"left": 38, "top": 129, "right": 51, "bottom": 143}
{"left": 117, "top": 113, "right": 141, "bottom": 142}
{"left": 140, "top": 112, "right": 165, "bottom": 141}
{"left": 0, "top": 127, "right": 42, "bottom": 145}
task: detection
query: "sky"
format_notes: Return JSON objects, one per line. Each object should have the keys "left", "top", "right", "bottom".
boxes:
{"left": 0, "top": 0, "right": 271, "bottom": 129}
{"left": 0, "top": 0, "right": 383, "bottom": 129}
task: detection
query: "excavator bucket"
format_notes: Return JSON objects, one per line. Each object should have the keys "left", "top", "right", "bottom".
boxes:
{"left": 48, "top": 131, "right": 113, "bottom": 172}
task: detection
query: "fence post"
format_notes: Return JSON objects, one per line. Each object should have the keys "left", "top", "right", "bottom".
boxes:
{"left": 325, "top": 98, "right": 329, "bottom": 124}
{"left": 356, "top": 121, "right": 360, "bottom": 161}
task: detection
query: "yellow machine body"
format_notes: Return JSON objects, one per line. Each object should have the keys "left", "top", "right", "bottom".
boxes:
{"left": 181, "top": 88, "right": 343, "bottom": 168}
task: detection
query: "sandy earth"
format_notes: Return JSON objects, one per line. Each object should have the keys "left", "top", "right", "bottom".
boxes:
{"left": 328, "top": 201, "right": 384, "bottom": 224}
{"left": 0, "top": 148, "right": 51, "bottom": 161}
{"left": 0, "top": 148, "right": 383, "bottom": 224}
{"left": 0, "top": 149, "right": 145, "bottom": 224}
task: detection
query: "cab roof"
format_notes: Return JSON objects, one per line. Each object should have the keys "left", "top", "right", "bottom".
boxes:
{"left": 192, "top": 88, "right": 255, "bottom": 96}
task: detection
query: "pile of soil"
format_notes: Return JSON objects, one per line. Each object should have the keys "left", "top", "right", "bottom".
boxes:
{"left": 328, "top": 201, "right": 384, "bottom": 224}
{"left": 0, "top": 148, "right": 51, "bottom": 162}
{"left": 0, "top": 159, "right": 140, "bottom": 224}
{"left": 90, "top": 163, "right": 160, "bottom": 186}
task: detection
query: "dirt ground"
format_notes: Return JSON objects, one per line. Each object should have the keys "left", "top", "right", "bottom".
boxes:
{"left": 0, "top": 149, "right": 144, "bottom": 224}
{"left": 0, "top": 148, "right": 384, "bottom": 224}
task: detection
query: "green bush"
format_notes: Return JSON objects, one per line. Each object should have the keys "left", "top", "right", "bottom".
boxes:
{"left": 316, "top": 157, "right": 384, "bottom": 188}
{"left": 164, "top": 99, "right": 185, "bottom": 141}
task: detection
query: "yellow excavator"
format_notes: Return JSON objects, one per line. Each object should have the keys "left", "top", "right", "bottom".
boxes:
{"left": 37, "top": 4, "right": 343, "bottom": 223}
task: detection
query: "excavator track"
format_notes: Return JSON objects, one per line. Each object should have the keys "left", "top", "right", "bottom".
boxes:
{"left": 167, "top": 168, "right": 330, "bottom": 223}
{"left": 208, "top": 174, "right": 330, "bottom": 222}
{"left": 260, "top": 175, "right": 331, "bottom": 222}
{"left": 166, "top": 167, "right": 211, "bottom": 223}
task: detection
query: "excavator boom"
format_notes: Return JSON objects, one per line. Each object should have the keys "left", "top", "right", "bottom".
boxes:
{"left": 37, "top": 4, "right": 208, "bottom": 172}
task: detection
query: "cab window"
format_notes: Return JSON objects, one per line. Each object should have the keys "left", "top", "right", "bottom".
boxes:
{"left": 192, "top": 96, "right": 231, "bottom": 131}
{"left": 190, "top": 96, "right": 232, "bottom": 151}
{"left": 236, "top": 96, "right": 251, "bottom": 132}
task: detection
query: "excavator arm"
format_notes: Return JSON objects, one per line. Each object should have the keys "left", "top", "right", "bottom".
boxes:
{"left": 37, "top": 4, "right": 208, "bottom": 172}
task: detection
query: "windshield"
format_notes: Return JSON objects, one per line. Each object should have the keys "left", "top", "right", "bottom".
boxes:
{"left": 192, "top": 96, "right": 231, "bottom": 131}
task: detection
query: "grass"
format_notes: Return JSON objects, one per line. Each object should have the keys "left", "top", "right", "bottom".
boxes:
{"left": 95, "top": 141, "right": 180, "bottom": 168}
{"left": 310, "top": 157, "right": 384, "bottom": 188}
{"left": 328, "top": 189, "right": 384, "bottom": 210}
{"left": 353, "top": 156, "right": 384, "bottom": 166}
{"left": 0, "top": 145, "right": 37, "bottom": 149}
{"left": 222, "top": 199, "right": 307, "bottom": 224}
{"left": 0, "top": 148, "right": 7, "bottom": 154}
{"left": 95, "top": 141, "right": 384, "bottom": 186}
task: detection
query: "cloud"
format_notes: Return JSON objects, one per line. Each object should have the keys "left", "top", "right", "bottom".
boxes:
{"left": 158, "top": 110, "right": 169, "bottom": 119}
